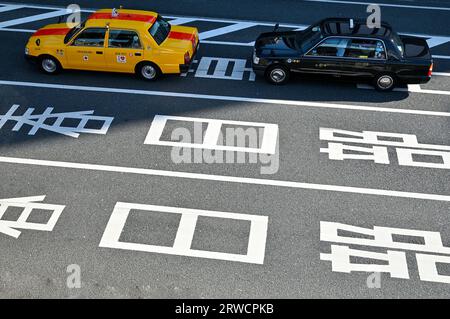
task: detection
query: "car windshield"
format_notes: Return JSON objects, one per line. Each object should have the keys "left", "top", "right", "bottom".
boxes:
{"left": 296, "top": 24, "right": 324, "bottom": 53}
{"left": 149, "top": 15, "right": 171, "bottom": 45}
{"left": 64, "top": 22, "right": 85, "bottom": 44}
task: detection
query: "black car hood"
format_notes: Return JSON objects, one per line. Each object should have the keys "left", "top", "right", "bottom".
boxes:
{"left": 255, "top": 31, "right": 301, "bottom": 58}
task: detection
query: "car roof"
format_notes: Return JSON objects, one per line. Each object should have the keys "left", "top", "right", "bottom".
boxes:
{"left": 317, "top": 17, "right": 395, "bottom": 39}
{"left": 85, "top": 8, "right": 158, "bottom": 30}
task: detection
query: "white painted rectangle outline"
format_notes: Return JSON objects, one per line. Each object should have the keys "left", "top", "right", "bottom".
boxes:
{"left": 144, "top": 115, "right": 278, "bottom": 154}
{"left": 99, "top": 203, "right": 268, "bottom": 264}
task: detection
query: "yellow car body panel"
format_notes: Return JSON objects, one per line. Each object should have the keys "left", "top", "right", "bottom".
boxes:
{"left": 25, "top": 8, "right": 199, "bottom": 75}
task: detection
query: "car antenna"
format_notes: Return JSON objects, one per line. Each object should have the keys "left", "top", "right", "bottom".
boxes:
{"left": 273, "top": 23, "right": 279, "bottom": 32}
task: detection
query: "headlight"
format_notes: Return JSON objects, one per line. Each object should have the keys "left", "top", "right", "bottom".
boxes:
{"left": 25, "top": 47, "right": 29, "bottom": 55}
{"left": 253, "top": 51, "right": 260, "bottom": 64}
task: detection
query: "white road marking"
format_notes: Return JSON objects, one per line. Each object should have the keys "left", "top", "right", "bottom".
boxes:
{"left": 434, "top": 72, "right": 450, "bottom": 77}
{"left": 167, "top": 17, "right": 196, "bottom": 25}
{"left": 0, "top": 9, "right": 70, "bottom": 28}
{"left": 320, "top": 127, "right": 450, "bottom": 169}
{"left": 144, "top": 115, "right": 278, "bottom": 154}
{"left": 0, "top": 2, "right": 94, "bottom": 12}
{"left": 425, "top": 36, "right": 450, "bottom": 49}
{"left": 302, "top": 0, "right": 450, "bottom": 11}
{"left": 321, "top": 221, "right": 450, "bottom": 255}
{"left": 356, "top": 83, "right": 450, "bottom": 96}
{"left": 0, "top": 195, "right": 65, "bottom": 238}
{"left": 321, "top": 221, "right": 450, "bottom": 284}
{"left": 0, "top": 104, "right": 114, "bottom": 138}
{"left": 321, "top": 245, "right": 410, "bottom": 279}
{"left": 320, "top": 127, "right": 450, "bottom": 151}
{"left": 433, "top": 55, "right": 450, "bottom": 60}
{"left": 1, "top": 80, "right": 450, "bottom": 117}
{"left": 202, "top": 40, "right": 253, "bottom": 47}
{"left": 199, "top": 22, "right": 256, "bottom": 40}
{"left": 396, "top": 148, "right": 450, "bottom": 170}
{"left": 195, "top": 57, "right": 255, "bottom": 81}
{"left": 0, "top": 27, "right": 34, "bottom": 33}
{"left": 0, "top": 4, "right": 23, "bottom": 13}
{"left": 417, "top": 254, "right": 450, "bottom": 284}
{"left": 1, "top": 156, "right": 450, "bottom": 202}
{"left": 99, "top": 202, "right": 268, "bottom": 264}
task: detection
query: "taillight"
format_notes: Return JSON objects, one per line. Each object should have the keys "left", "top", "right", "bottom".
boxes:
{"left": 184, "top": 52, "right": 190, "bottom": 64}
{"left": 428, "top": 63, "right": 433, "bottom": 77}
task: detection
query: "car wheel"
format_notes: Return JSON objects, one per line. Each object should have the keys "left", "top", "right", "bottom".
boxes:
{"left": 373, "top": 74, "right": 396, "bottom": 92}
{"left": 265, "top": 65, "right": 290, "bottom": 85}
{"left": 137, "top": 62, "right": 161, "bottom": 81}
{"left": 39, "top": 56, "right": 61, "bottom": 75}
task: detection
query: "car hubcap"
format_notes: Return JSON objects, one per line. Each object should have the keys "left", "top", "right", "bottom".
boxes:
{"left": 142, "top": 65, "right": 156, "bottom": 79}
{"left": 42, "top": 59, "right": 57, "bottom": 73}
{"left": 270, "top": 69, "right": 286, "bottom": 83}
{"left": 378, "top": 75, "right": 393, "bottom": 89}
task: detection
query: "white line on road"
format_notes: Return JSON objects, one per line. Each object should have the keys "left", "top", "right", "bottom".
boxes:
{"left": 100, "top": 202, "right": 268, "bottom": 264}
{"left": 302, "top": 0, "right": 450, "bottom": 11}
{"left": 356, "top": 83, "right": 450, "bottom": 96}
{"left": 0, "top": 155, "right": 449, "bottom": 202}
{"left": 0, "top": 80, "right": 449, "bottom": 117}
{"left": 0, "top": 27, "right": 34, "bottom": 33}
{"left": 167, "top": 17, "right": 197, "bottom": 25}
{"left": 433, "top": 55, "right": 450, "bottom": 60}
{"left": 0, "top": 9, "right": 70, "bottom": 28}
{"left": 199, "top": 22, "right": 256, "bottom": 40}
{"left": 0, "top": 4, "right": 23, "bottom": 13}
{"left": 434, "top": 72, "right": 450, "bottom": 77}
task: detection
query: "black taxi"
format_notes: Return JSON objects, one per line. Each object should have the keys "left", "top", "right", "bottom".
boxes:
{"left": 252, "top": 18, "right": 433, "bottom": 91}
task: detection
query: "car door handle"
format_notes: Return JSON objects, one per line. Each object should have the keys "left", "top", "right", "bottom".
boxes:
{"left": 135, "top": 53, "right": 142, "bottom": 56}
{"left": 96, "top": 51, "right": 103, "bottom": 55}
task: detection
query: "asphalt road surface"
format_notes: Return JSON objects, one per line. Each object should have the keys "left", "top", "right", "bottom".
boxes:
{"left": 0, "top": 0, "right": 449, "bottom": 298}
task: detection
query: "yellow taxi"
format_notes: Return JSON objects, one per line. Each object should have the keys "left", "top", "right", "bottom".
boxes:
{"left": 24, "top": 8, "right": 199, "bottom": 80}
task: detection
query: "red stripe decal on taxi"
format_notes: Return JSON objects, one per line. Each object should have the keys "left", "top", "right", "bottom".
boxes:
{"left": 168, "top": 31, "right": 195, "bottom": 42}
{"left": 88, "top": 12, "right": 156, "bottom": 23}
{"left": 33, "top": 28, "right": 71, "bottom": 37}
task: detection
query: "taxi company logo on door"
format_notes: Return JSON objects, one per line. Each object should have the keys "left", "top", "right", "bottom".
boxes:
{"left": 117, "top": 55, "right": 127, "bottom": 64}
{"left": 145, "top": 115, "right": 280, "bottom": 175}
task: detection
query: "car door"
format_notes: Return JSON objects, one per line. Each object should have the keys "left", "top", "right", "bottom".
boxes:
{"left": 104, "top": 29, "right": 144, "bottom": 73}
{"left": 298, "top": 37, "right": 348, "bottom": 75}
{"left": 65, "top": 28, "right": 107, "bottom": 70}
{"left": 339, "top": 38, "right": 387, "bottom": 78}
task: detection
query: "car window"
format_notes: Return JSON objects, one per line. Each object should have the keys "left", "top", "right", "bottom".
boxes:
{"left": 148, "top": 15, "right": 171, "bottom": 45}
{"left": 344, "top": 39, "right": 386, "bottom": 59}
{"left": 307, "top": 37, "right": 349, "bottom": 57}
{"left": 108, "top": 30, "right": 142, "bottom": 49}
{"left": 72, "top": 28, "right": 106, "bottom": 47}
{"left": 297, "top": 25, "right": 323, "bottom": 52}
{"left": 64, "top": 22, "right": 85, "bottom": 44}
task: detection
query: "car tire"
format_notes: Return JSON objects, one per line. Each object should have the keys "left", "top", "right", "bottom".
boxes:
{"left": 39, "top": 55, "right": 61, "bottom": 75}
{"left": 137, "top": 62, "right": 161, "bottom": 81}
{"left": 373, "top": 73, "right": 396, "bottom": 92}
{"left": 265, "top": 64, "right": 290, "bottom": 85}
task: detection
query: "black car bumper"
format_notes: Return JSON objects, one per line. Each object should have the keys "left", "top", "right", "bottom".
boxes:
{"left": 179, "top": 41, "right": 199, "bottom": 73}
{"left": 252, "top": 63, "right": 266, "bottom": 77}
{"left": 398, "top": 75, "right": 431, "bottom": 84}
